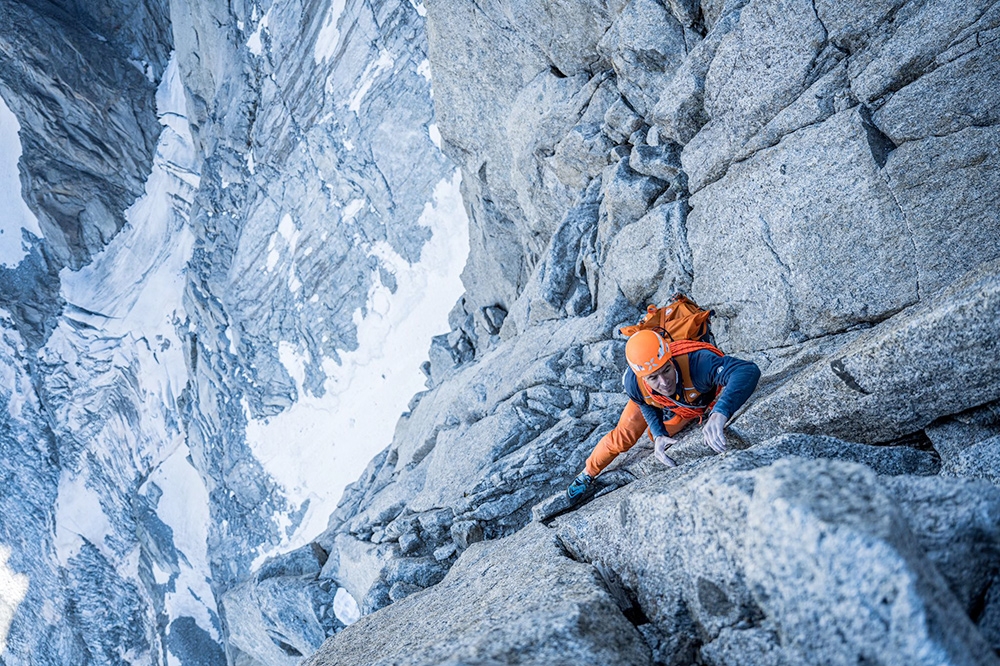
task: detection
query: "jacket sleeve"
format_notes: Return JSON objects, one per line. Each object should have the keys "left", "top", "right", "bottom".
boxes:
{"left": 691, "top": 351, "right": 761, "bottom": 421}
{"left": 623, "top": 368, "right": 669, "bottom": 438}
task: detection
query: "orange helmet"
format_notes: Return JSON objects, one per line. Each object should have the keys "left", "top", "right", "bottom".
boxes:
{"left": 625, "top": 329, "right": 671, "bottom": 377}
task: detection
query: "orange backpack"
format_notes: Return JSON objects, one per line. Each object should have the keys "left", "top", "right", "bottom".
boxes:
{"left": 618, "top": 293, "right": 715, "bottom": 344}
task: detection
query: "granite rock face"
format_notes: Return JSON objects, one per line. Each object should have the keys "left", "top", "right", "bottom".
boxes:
{"left": 305, "top": 0, "right": 1000, "bottom": 662}
{"left": 304, "top": 523, "right": 652, "bottom": 666}
{"left": 554, "top": 441, "right": 1000, "bottom": 666}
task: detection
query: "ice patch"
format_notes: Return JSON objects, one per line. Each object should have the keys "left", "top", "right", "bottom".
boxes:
{"left": 348, "top": 51, "right": 395, "bottom": 115}
{"left": 0, "top": 545, "right": 29, "bottom": 656}
{"left": 146, "top": 443, "right": 217, "bottom": 641}
{"left": 407, "top": 0, "right": 427, "bottom": 17}
{"left": 0, "top": 94, "right": 42, "bottom": 267}
{"left": 55, "top": 469, "right": 114, "bottom": 564}
{"left": 0, "top": 311, "right": 34, "bottom": 424}
{"left": 314, "top": 0, "right": 349, "bottom": 64}
{"left": 247, "top": 10, "right": 270, "bottom": 56}
{"left": 278, "top": 341, "right": 307, "bottom": 388}
{"left": 334, "top": 588, "right": 360, "bottom": 625}
{"left": 278, "top": 213, "right": 298, "bottom": 250}
{"left": 266, "top": 231, "right": 281, "bottom": 271}
{"left": 428, "top": 123, "right": 442, "bottom": 149}
{"left": 342, "top": 199, "right": 365, "bottom": 221}
{"left": 417, "top": 59, "right": 432, "bottom": 82}
{"left": 265, "top": 214, "right": 299, "bottom": 273}
{"left": 244, "top": 170, "right": 470, "bottom": 560}
{"left": 266, "top": 248, "right": 280, "bottom": 272}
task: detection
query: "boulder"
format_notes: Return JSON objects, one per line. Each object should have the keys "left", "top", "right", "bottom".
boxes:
{"left": 744, "top": 459, "right": 997, "bottom": 665}
{"left": 925, "top": 408, "right": 1000, "bottom": 464}
{"left": 506, "top": 69, "right": 602, "bottom": 240}
{"left": 733, "top": 261, "right": 1000, "bottom": 446}
{"left": 302, "top": 523, "right": 651, "bottom": 666}
{"left": 598, "top": 160, "right": 668, "bottom": 259}
{"left": 881, "top": 474, "right": 1000, "bottom": 630}
{"left": 650, "top": 8, "right": 743, "bottom": 145}
{"left": 556, "top": 447, "right": 1000, "bottom": 665}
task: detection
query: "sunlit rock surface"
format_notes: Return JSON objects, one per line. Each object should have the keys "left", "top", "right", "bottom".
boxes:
{"left": 306, "top": 0, "right": 1000, "bottom": 663}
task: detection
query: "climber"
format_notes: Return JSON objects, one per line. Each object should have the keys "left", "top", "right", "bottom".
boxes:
{"left": 566, "top": 328, "right": 760, "bottom": 500}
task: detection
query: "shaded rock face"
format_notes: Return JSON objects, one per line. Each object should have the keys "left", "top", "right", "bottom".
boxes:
{"left": 0, "top": 0, "right": 168, "bottom": 271}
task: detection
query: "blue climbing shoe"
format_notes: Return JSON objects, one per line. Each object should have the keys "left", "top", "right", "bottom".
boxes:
{"left": 566, "top": 472, "right": 594, "bottom": 501}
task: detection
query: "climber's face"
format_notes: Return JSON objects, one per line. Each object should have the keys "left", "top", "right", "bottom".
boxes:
{"left": 645, "top": 362, "right": 677, "bottom": 396}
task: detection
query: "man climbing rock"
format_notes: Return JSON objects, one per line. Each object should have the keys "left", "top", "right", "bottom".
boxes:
{"left": 567, "top": 327, "right": 760, "bottom": 500}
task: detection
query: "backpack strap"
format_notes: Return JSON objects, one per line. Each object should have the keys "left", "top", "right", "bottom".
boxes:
{"left": 667, "top": 340, "right": 723, "bottom": 358}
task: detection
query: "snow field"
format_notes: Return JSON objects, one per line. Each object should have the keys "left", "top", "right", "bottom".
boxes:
{"left": 0, "top": 94, "right": 42, "bottom": 267}
{"left": 244, "top": 170, "right": 470, "bottom": 569}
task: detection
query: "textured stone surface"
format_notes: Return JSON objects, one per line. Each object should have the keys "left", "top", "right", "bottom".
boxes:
{"left": 598, "top": 0, "right": 690, "bottom": 117}
{"left": 882, "top": 125, "right": 1000, "bottom": 298}
{"left": 683, "top": 0, "right": 827, "bottom": 192}
{"left": 556, "top": 447, "right": 999, "bottom": 665}
{"left": 689, "top": 107, "right": 916, "bottom": 352}
{"left": 733, "top": 261, "right": 1000, "bottom": 446}
{"left": 604, "top": 200, "right": 692, "bottom": 306}
{"left": 816, "top": 0, "right": 1000, "bottom": 107}
{"left": 304, "top": 523, "right": 651, "bottom": 666}
{"left": 940, "top": 436, "right": 1000, "bottom": 487}
{"left": 744, "top": 460, "right": 996, "bottom": 665}
{"left": 882, "top": 474, "right": 1000, "bottom": 630}
{"left": 874, "top": 36, "right": 1000, "bottom": 144}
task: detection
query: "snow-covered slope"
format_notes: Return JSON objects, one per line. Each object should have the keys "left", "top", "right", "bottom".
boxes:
{"left": 0, "top": 0, "right": 462, "bottom": 663}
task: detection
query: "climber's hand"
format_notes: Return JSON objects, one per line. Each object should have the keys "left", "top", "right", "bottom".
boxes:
{"left": 704, "top": 412, "right": 728, "bottom": 454}
{"left": 654, "top": 435, "right": 678, "bottom": 467}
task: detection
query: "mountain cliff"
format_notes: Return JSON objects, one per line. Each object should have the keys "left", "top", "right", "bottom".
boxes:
{"left": 0, "top": 0, "right": 998, "bottom": 664}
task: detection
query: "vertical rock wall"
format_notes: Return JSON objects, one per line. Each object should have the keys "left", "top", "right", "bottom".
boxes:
{"left": 305, "top": 0, "right": 1000, "bottom": 664}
